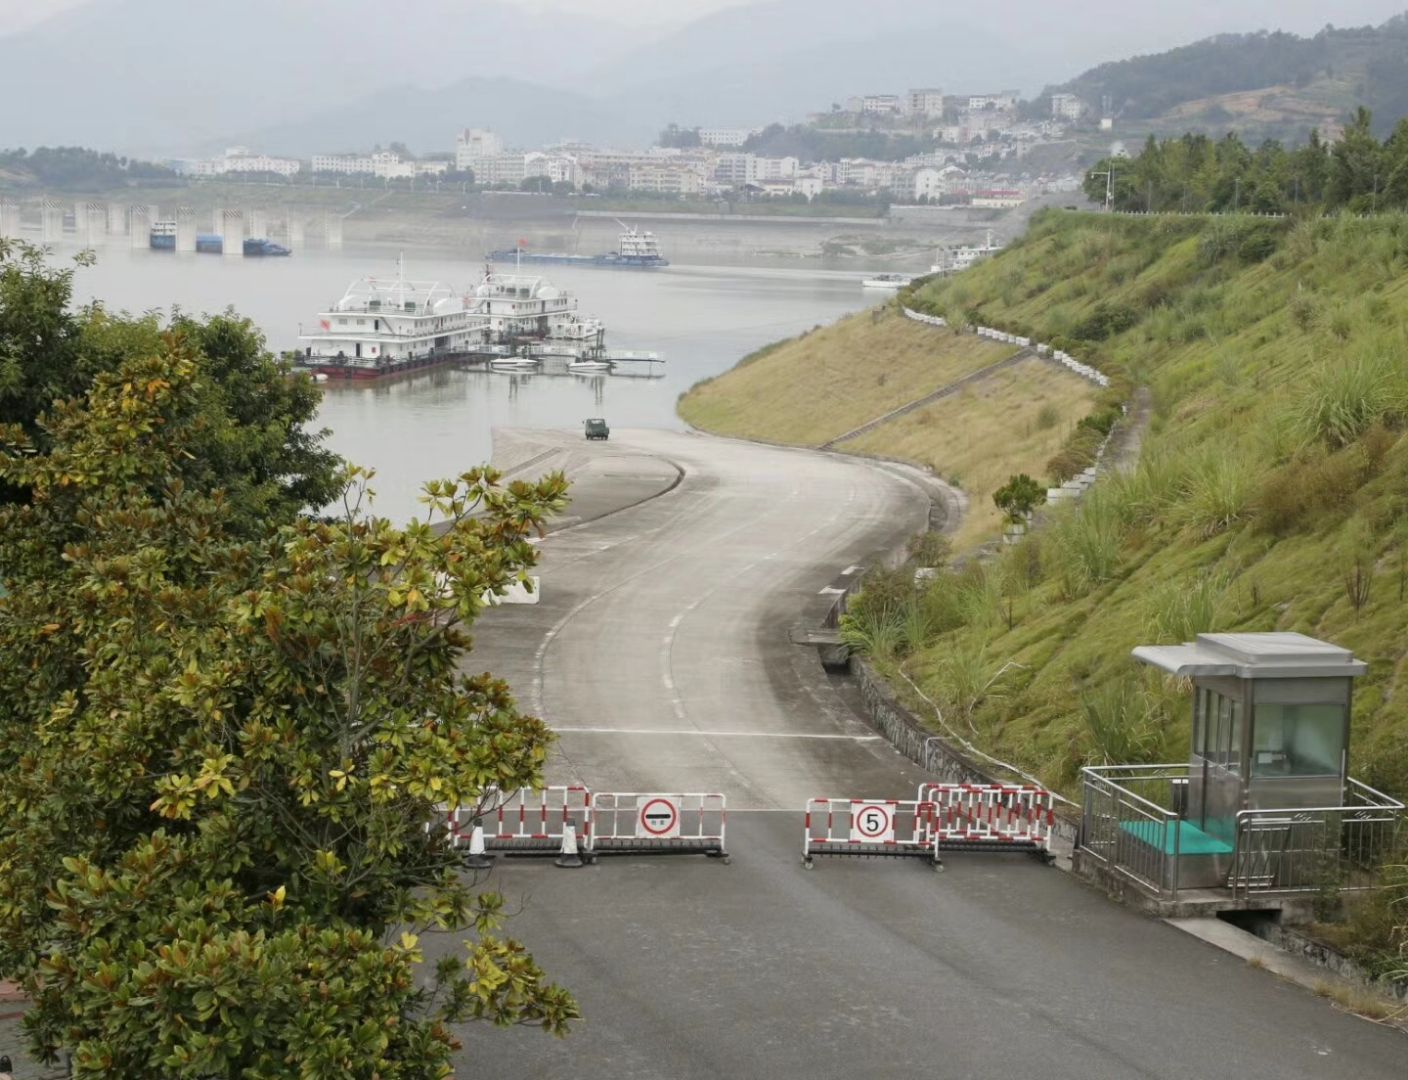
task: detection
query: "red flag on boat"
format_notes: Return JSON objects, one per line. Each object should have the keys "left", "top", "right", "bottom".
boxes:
{"left": 319, "top": 319, "right": 330, "bottom": 331}
{"left": 518, "top": 238, "right": 528, "bottom": 248}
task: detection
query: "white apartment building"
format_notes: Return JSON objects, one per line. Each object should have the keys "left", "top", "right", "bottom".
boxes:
{"left": 472, "top": 154, "right": 529, "bottom": 186}
{"left": 310, "top": 151, "right": 414, "bottom": 179}
{"left": 1051, "top": 93, "right": 1083, "bottom": 121}
{"left": 967, "top": 91, "right": 1020, "bottom": 111}
{"left": 907, "top": 88, "right": 946, "bottom": 117}
{"left": 454, "top": 128, "right": 505, "bottom": 171}
{"left": 715, "top": 153, "right": 757, "bottom": 186}
{"left": 626, "top": 163, "right": 704, "bottom": 196}
{"left": 699, "top": 128, "right": 755, "bottom": 147}
{"left": 524, "top": 151, "right": 579, "bottom": 187}
{"left": 187, "top": 147, "right": 301, "bottom": 178}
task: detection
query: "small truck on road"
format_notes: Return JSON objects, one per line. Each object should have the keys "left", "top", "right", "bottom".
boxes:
{"left": 584, "top": 418, "right": 610, "bottom": 441}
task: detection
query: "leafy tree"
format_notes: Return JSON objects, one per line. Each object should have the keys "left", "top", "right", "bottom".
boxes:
{"left": 0, "top": 241, "right": 341, "bottom": 532}
{"left": 657, "top": 123, "right": 702, "bottom": 149}
{"left": 1328, "top": 106, "right": 1387, "bottom": 208}
{"left": 0, "top": 339, "right": 576, "bottom": 1076}
{"left": 994, "top": 473, "right": 1047, "bottom": 525}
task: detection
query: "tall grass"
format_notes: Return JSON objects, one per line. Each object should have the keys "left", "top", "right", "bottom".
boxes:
{"left": 1294, "top": 347, "right": 1408, "bottom": 449}
{"left": 1079, "top": 677, "right": 1168, "bottom": 765}
{"left": 1146, "top": 572, "right": 1228, "bottom": 643}
{"left": 1174, "top": 452, "right": 1255, "bottom": 538}
{"left": 1048, "top": 491, "right": 1124, "bottom": 599}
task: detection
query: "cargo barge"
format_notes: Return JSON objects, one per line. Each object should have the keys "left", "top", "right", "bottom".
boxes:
{"left": 489, "top": 226, "right": 668, "bottom": 269}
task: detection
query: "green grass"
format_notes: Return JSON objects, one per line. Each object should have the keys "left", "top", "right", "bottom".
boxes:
{"left": 677, "top": 306, "right": 1016, "bottom": 446}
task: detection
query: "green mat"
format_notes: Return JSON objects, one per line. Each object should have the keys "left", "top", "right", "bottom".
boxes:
{"left": 1119, "top": 819, "right": 1234, "bottom": 856}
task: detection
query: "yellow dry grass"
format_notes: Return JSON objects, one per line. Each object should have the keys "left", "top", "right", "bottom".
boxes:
{"left": 840, "top": 357, "right": 1101, "bottom": 548}
{"left": 678, "top": 306, "right": 1014, "bottom": 446}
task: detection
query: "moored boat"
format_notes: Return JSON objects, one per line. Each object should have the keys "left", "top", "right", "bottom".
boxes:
{"left": 861, "top": 273, "right": 914, "bottom": 290}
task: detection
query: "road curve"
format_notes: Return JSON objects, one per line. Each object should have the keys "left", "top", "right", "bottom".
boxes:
{"left": 452, "top": 429, "right": 1405, "bottom": 1080}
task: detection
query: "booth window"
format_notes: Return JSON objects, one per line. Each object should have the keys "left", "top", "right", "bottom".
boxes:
{"left": 1252, "top": 703, "right": 1344, "bottom": 777}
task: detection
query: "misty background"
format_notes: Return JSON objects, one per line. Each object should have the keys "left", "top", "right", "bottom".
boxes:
{"left": 1, "top": 0, "right": 1406, "bottom": 154}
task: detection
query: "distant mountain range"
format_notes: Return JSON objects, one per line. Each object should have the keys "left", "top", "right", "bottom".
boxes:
{"left": 3, "top": 0, "right": 1408, "bottom": 155}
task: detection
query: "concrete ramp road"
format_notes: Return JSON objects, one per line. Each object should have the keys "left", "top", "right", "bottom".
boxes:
{"left": 448, "top": 429, "right": 1406, "bottom": 1080}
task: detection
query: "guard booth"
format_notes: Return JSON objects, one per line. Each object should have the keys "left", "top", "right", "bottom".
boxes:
{"left": 1079, "top": 633, "right": 1403, "bottom": 900}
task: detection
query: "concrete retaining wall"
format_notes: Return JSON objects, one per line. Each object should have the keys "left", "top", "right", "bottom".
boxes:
{"left": 852, "top": 659, "right": 1079, "bottom": 848}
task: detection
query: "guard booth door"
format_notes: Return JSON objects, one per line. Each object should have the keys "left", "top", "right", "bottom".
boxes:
{"left": 1192, "top": 683, "right": 1245, "bottom": 847}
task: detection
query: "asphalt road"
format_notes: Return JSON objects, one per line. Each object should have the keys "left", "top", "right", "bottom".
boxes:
{"left": 451, "top": 429, "right": 1406, "bottom": 1079}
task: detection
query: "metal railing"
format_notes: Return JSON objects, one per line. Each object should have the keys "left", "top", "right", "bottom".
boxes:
{"left": 1083, "top": 767, "right": 1405, "bottom": 901}
{"left": 1229, "top": 779, "right": 1405, "bottom": 898}
{"left": 1080, "top": 764, "right": 1188, "bottom": 898}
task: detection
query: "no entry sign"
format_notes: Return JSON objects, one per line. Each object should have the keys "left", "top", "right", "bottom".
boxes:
{"left": 638, "top": 796, "right": 681, "bottom": 839}
{"left": 852, "top": 802, "right": 895, "bottom": 843}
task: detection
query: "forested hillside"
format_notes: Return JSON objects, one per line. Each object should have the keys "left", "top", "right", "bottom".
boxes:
{"left": 1083, "top": 109, "right": 1408, "bottom": 213}
{"left": 1050, "top": 17, "right": 1408, "bottom": 137}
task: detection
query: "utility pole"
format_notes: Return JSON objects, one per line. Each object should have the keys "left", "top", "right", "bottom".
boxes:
{"left": 1233, "top": 177, "right": 1241, "bottom": 213}
{"left": 1090, "top": 166, "right": 1115, "bottom": 212}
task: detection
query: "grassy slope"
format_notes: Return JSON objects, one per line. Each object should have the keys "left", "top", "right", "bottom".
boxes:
{"left": 889, "top": 210, "right": 1408, "bottom": 802}
{"left": 838, "top": 357, "right": 1099, "bottom": 549}
{"left": 679, "top": 308, "right": 1016, "bottom": 446}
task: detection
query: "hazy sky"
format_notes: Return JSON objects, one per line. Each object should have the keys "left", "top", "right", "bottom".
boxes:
{"left": 0, "top": 0, "right": 756, "bottom": 33}
{"left": 4, "top": 0, "right": 1406, "bottom": 36}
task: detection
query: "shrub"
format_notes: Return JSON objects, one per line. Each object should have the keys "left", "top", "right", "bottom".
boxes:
{"left": 1036, "top": 403, "right": 1061, "bottom": 430}
{"left": 906, "top": 531, "right": 952, "bottom": 569}
{"left": 1072, "top": 302, "right": 1139, "bottom": 342}
{"left": 1047, "top": 426, "right": 1105, "bottom": 483}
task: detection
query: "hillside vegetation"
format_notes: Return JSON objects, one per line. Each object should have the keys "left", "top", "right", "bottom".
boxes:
{"left": 678, "top": 307, "right": 1104, "bottom": 548}
{"left": 858, "top": 211, "right": 1408, "bottom": 803}
{"left": 679, "top": 311, "right": 1017, "bottom": 446}
{"left": 1052, "top": 19, "right": 1408, "bottom": 138}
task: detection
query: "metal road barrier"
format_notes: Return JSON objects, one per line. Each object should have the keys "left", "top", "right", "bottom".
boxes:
{"left": 434, "top": 786, "right": 593, "bottom": 860}
{"left": 590, "top": 792, "right": 729, "bottom": 860}
{"left": 919, "top": 782, "right": 1057, "bottom": 863}
{"left": 802, "top": 798, "right": 941, "bottom": 869}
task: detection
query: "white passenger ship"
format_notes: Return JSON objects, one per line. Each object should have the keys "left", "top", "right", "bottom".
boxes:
{"left": 298, "top": 265, "right": 489, "bottom": 379}
{"left": 298, "top": 262, "right": 606, "bottom": 379}
{"left": 470, "top": 272, "right": 605, "bottom": 344}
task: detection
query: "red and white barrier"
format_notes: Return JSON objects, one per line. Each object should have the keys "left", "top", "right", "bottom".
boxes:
{"left": 919, "top": 782, "right": 1055, "bottom": 860}
{"left": 590, "top": 792, "right": 728, "bottom": 859}
{"left": 802, "top": 798, "right": 941, "bottom": 869}
{"left": 484, "top": 786, "right": 593, "bottom": 854}
{"left": 435, "top": 786, "right": 592, "bottom": 859}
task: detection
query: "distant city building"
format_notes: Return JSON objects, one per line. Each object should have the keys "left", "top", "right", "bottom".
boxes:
{"left": 186, "top": 147, "right": 301, "bottom": 178}
{"left": 907, "top": 88, "right": 946, "bottom": 117}
{"left": 971, "top": 189, "right": 1025, "bottom": 208}
{"left": 1100, "top": 116, "right": 1115, "bottom": 132}
{"left": 699, "top": 128, "right": 756, "bottom": 147}
{"left": 860, "top": 94, "right": 903, "bottom": 116}
{"left": 627, "top": 163, "right": 704, "bottom": 196}
{"left": 524, "top": 151, "right": 579, "bottom": 187}
{"left": 967, "top": 91, "right": 1020, "bottom": 111}
{"left": 1050, "top": 93, "right": 1084, "bottom": 121}
{"left": 311, "top": 151, "right": 414, "bottom": 179}
{"left": 454, "top": 128, "right": 504, "bottom": 170}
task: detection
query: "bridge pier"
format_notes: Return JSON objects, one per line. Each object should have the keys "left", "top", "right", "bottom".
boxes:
{"left": 285, "top": 216, "right": 304, "bottom": 251}
{"left": 129, "top": 205, "right": 153, "bottom": 249}
{"left": 323, "top": 214, "right": 343, "bottom": 249}
{"left": 175, "top": 206, "right": 197, "bottom": 253}
{"left": 0, "top": 198, "right": 20, "bottom": 241}
{"left": 40, "top": 199, "right": 64, "bottom": 243}
{"left": 217, "top": 208, "right": 244, "bottom": 256}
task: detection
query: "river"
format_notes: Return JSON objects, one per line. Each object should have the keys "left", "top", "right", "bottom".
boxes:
{"left": 60, "top": 243, "right": 870, "bottom": 521}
